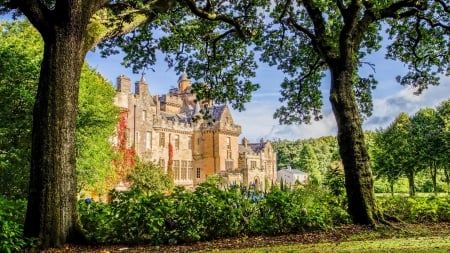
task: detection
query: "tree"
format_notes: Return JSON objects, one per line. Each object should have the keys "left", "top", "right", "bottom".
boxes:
{"left": 0, "top": 0, "right": 264, "bottom": 247}
{"left": 410, "top": 108, "right": 444, "bottom": 194}
{"left": 297, "top": 144, "right": 321, "bottom": 184}
{"left": 261, "top": 0, "right": 449, "bottom": 224}
{"left": 128, "top": 161, "right": 174, "bottom": 196}
{"left": 76, "top": 65, "right": 119, "bottom": 196}
{"left": 437, "top": 99, "right": 450, "bottom": 192}
{"left": 0, "top": 20, "right": 40, "bottom": 198}
{"left": 0, "top": 20, "right": 119, "bottom": 199}
{"left": 372, "top": 113, "right": 416, "bottom": 196}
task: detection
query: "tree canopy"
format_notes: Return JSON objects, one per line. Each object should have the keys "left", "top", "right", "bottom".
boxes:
{"left": 0, "top": 20, "right": 119, "bottom": 198}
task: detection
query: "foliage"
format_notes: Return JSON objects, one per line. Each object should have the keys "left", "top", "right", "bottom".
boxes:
{"left": 0, "top": 198, "right": 35, "bottom": 252}
{"left": 0, "top": 20, "right": 120, "bottom": 198}
{"left": 128, "top": 161, "right": 174, "bottom": 195}
{"left": 79, "top": 183, "right": 349, "bottom": 245}
{"left": 272, "top": 136, "right": 339, "bottom": 182}
{"left": 297, "top": 144, "right": 321, "bottom": 185}
{"left": 113, "top": 110, "right": 136, "bottom": 182}
{"left": 379, "top": 196, "right": 450, "bottom": 223}
{"left": 77, "top": 65, "right": 120, "bottom": 195}
{"left": 260, "top": 0, "right": 449, "bottom": 225}
{"left": 0, "top": 20, "right": 41, "bottom": 198}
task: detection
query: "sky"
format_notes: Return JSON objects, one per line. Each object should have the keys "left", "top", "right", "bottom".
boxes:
{"left": 86, "top": 47, "right": 450, "bottom": 143}
{"left": 2, "top": 14, "right": 449, "bottom": 143}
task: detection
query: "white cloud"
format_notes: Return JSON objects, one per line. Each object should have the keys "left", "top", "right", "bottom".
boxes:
{"left": 234, "top": 76, "right": 450, "bottom": 141}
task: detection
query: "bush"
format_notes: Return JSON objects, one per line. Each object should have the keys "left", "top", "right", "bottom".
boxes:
{"left": 0, "top": 198, "right": 35, "bottom": 252}
{"left": 79, "top": 183, "right": 349, "bottom": 245}
{"left": 379, "top": 195, "right": 450, "bottom": 222}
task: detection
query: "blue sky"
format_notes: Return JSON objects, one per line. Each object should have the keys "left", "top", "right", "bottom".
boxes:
{"left": 86, "top": 47, "right": 450, "bottom": 142}
{"left": 2, "top": 14, "right": 449, "bottom": 142}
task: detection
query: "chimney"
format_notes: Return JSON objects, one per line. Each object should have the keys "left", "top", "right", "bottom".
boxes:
{"left": 117, "top": 75, "right": 131, "bottom": 93}
{"left": 242, "top": 137, "right": 248, "bottom": 148}
{"left": 155, "top": 95, "right": 160, "bottom": 115}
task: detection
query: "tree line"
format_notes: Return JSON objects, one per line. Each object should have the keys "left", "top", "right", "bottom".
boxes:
{"left": 371, "top": 99, "right": 450, "bottom": 197}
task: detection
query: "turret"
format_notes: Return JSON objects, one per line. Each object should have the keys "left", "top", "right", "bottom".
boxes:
{"left": 117, "top": 75, "right": 131, "bottom": 93}
{"left": 178, "top": 72, "right": 191, "bottom": 93}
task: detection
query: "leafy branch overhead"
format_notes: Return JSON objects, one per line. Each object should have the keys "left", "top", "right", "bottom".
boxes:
{"left": 260, "top": 0, "right": 449, "bottom": 125}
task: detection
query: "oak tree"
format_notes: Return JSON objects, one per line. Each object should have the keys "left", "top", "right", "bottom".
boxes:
{"left": 261, "top": 0, "right": 449, "bottom": 224}
{"left": 0, "top": 0, "right": 264, "bottom": 248}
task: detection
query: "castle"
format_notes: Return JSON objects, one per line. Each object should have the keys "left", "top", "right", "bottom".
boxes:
{"left": 113, "top": 73, "right": 277, "bottom": 190}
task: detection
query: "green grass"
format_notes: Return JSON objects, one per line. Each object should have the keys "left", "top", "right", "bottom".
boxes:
{"left": 210, "top": 236, "right": 450, "bottom": 253}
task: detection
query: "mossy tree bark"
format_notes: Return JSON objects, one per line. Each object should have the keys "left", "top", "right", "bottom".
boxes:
{"left": 22, "top": 2, "right": 95, "bottom": 248}
{"left": 329, "top": 62, "right": 380, "bottom": 225}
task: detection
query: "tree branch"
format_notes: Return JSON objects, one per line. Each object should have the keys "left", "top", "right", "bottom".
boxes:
{"left": 13, "top": 0, "right": 51, "bottom": 33}
{"left": 302, "top": 0, "right": 336, "bottom": 62}
{"left": 180, "top": 0, "right": 247, "bottom": 39}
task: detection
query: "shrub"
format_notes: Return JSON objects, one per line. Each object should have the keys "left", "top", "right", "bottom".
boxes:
{"left": 0, "top": 198, "right": 35, "bottom": 252}
{"left": 379, "top": 196, "right": 450, "bottom": 222}
{"left": 79, "top": 183, "right": 349, "bottom": 245}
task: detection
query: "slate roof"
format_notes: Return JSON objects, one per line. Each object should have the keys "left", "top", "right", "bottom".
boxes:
{"left": 239, "top": 142, "right": 267, "bottom": 154}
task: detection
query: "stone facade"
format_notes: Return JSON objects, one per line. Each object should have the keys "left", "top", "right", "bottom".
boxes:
{"left": 113, "top": 73, "right": 277, "bottom": 190}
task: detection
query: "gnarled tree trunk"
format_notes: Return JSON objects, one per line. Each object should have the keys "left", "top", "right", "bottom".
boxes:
{"left": 24, "top": 11, "right": 89, "bottom": 248}
{"left": 329, "top": 63, "right": 380, "bottom": 225}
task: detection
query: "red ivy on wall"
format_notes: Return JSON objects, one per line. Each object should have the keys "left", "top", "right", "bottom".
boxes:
{"left": 114, "top": 110, "right": 136, "bottom": 180}
{"left": 167, "top": 142, "right": 174, "bottom": 181}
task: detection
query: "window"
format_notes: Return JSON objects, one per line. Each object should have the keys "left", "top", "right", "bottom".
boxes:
{"left": 251, "top": 161, "right": 257, "bottom": 169}
{"left": 188, "top": 139, "right": 192, "bottom": 149}
{"left": 159, "top": 132, "right": 165, "bottom": 147}
{"left": 226, "top": 160, "right": 233, "bottom": 170}
{"left": 174, "top": 160, "right": 180, "bottom": 180}
{"left": 226, "top": 137, "right": 231, "bottom": 150}
{"left": 174, "top": 135, "right": 180, "bottom": 150}
{"left": 145, "top": 132, "right": 151, "bottom": 150}
{"left": 196, "top": 168, "right": 201, "bottom": 179}
{"left": 197, "top": 137, "right": 201, "bottom": 145}
{"left": 181, "top": 160, "right": 187, "bottom": 180}
{"left": 142, "top": 110, "right": 147, "bottom": 121}
{"left": 188, "top": 161, "right": 193, "bottom": 179}
{"left": 135, "top": 132, "right": 139, "bottom": 151}
{"left": 227, "top": 150, "right": 232, "bottom": 159}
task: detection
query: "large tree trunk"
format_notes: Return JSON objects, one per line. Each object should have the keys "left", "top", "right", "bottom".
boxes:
{"left": 329, "top": 65, "right": 380, "bottom": 225}
{"left": 24, "top": 20, "right": 88, "bottom": 248}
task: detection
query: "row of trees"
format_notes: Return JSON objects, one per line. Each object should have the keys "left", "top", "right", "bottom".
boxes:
{"left": 372, "top": 99, "right": 450, "bottom": 196}
{"left": 0, "top": 0, "right": 448, "bottom": 247}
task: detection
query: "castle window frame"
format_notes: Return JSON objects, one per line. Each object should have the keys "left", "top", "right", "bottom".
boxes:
{"left": 142, "top": 110, "right": 147, "bottom": 121}
{"left": 225, "top": 160, "right": 233, "bottom": 170}
{"left": 145, "top": 131, "right": 151, "bottom": 150}
{"left": 226, "top": 137, "right": 231, "bottom": 150}
{"left": 196, "top": 168, "right": 201, "bottom": 179}
{"left": 174, "top": 135, "right": 180, "bottom": 150}
{"left": 159, "top": 132, "right": 165, "bottom": 147}
{"left": 181, "top": 160, "right": 187, "bottom": 180}
{"left": 188, "top": 161, "right": 193, "bottom": 179}
{"left": 174, "top": 160, "right": 180, "bottom": 180}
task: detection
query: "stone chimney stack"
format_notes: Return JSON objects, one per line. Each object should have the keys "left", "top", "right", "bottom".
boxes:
{"left": 155, "top": 95, "right": 160, "bottom": 115}
{"left": 135, "top": 73, "right": 148, "bottom": 95}
{"left": 117, "top": 75, "right": 131, "bottom": 93}
{"left": 242, "top": 137, "right": 249, "bottom": 148}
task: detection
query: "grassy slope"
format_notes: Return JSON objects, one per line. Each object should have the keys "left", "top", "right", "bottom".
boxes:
{"left": 218, "top": 236, "right": 450, "bottom": 253}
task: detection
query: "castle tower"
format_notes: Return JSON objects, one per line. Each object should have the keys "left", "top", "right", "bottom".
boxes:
{"left": 178, "top": 71, "right": 191, "bottom": 93}
{"left": 117, "top": 75, "right": 131, "bottom": 93}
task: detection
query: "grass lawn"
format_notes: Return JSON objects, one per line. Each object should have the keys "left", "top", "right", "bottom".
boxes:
{"left": 216, "top": 236, "right": 450, "bottom": 252}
